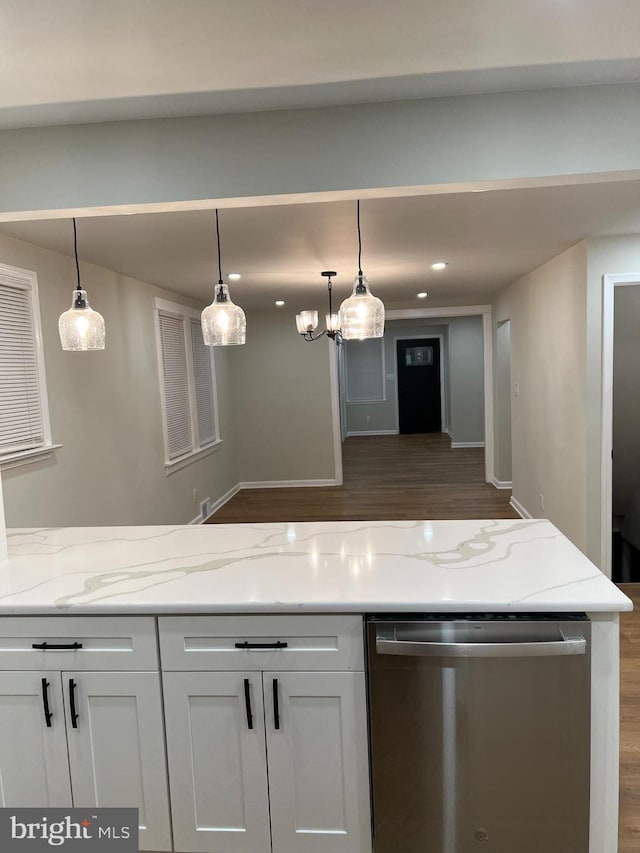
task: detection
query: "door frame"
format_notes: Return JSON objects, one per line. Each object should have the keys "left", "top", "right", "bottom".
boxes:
{"left": 393, "top": 334, "right": 446, "bottom": 434}
{"left": 600, "top": 273, "right": 640, "bottom": 577}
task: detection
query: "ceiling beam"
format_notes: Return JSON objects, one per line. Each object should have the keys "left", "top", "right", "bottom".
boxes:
{"left": 2, "top": 82, "right": 640, "bottom": 220}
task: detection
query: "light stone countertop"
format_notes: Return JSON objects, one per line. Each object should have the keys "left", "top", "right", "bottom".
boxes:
{"left": 0, "top": 519, "right": 631, "bottom": 614}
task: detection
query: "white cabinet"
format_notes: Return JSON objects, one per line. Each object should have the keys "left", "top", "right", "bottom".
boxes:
{"left": 0, "top": 671, "right": 72, "bottom": 807}
{"left": 64, "top": 671, "right": 172, "bottom": 852}
{"left": 0, "top": 617, "right": 171, "bottom": 852}
{"left": 265, "top": 672, "right": 370, "bottom": 853}
{"left": 160, "top": 615, "right": 371, "bottom": 853}
{"left": 163, "top": 672, "right": 271, "bottom": 853}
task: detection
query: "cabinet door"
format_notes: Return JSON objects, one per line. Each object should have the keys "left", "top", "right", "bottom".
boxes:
{"left": 0, "top": 672, "right": 71, "bottom": 807}
{"left": 63, "top": 671, "right": 172, "bottom": 852}
{"left": 163, "top": 672, "right": 271, "bottom": 853}
{"left": 265, "top": 672, "right": 372, "bottom": 853}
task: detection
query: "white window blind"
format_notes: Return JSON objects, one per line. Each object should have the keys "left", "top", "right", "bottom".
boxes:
{"left": 155, "top": 299, "right": 220, "bottom": 468}
{"left": 345, "top": 338, "right": 385, "bottom": 402}
{"left": 0, "top": 278, "right": 45, "bottom": 455}
{"left": 158, "top": 311, "right": 194, "bottom": 461}
{"left": 190, "top": 319, "right": 216, "bottom": 446}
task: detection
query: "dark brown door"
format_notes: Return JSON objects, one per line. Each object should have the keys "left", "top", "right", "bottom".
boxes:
{"left": 397, "top": 338, "right": 442, "bottom": 433}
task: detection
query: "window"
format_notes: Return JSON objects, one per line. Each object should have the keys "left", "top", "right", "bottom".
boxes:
{"left": 344, "top": 338, "right": 386, "bottom": 402}
{"left": 154, "top": 298, "right": 220, "bottom": 471}
{"left": 0, "top": 263, "right": 56, "bottom": 468}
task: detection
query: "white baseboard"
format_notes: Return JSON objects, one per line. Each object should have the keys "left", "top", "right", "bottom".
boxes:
{"left": 510, "top": 496, "right": 533, "bottom": 519}
{"left": 346, "top": 430, "right": 397, "bottom": 437}
{"left": 239, "top": 479, "right": 339, "bottom": 489}
{"left": 201, "top": 483, "right": 242, "bottom": 522}
{"left": 450, "top": 441, "right": 485, "bottom": 448}
{"left": 491, "top": 477, "right": 513, "bottom": 490}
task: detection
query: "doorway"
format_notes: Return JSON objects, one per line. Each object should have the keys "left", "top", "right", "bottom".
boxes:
{"left": 601, "top": 274, "right": 640, "bottom": 579}
{"left": 495, "top": 320, "right": 513, "bottom": 487}
{"left": 396, "top": 337, "right": 442, "bottom": 434}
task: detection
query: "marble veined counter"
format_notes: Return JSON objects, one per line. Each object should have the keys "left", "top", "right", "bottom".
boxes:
{"left": 0, "top": 518, "right": 630, "bottom": 614}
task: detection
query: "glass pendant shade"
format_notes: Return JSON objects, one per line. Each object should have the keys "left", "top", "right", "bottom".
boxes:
{"left": 58, "top": 289, "right": 106, "bottom": 351}
{"left": 326, "top": 312, "right": 340, "bottom": 332}
{"left": 201, "top": 283, "right": 246, "bottom": 346}
{"left": 297, "top": 310, "right": 318, "bottom": 333}
{"left": 339, "top": 274, "right": 385, "bottom": 340}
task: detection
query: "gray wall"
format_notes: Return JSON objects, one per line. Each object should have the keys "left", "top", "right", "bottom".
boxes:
{"left": 613, "top": 286, "right": 640, "bottom": 523}
{"left": 345, "top": 317, "right": 484, "bottom": 444}
{"left": 493, "top": 242, "right": 588, "bottom": 551}
{"left": 495, "top": 320, "right": 512, "bottom": 483}
{"left": 230, "top": 309, "right": 337, "bottom": 483}
{"left": 0, "top": 233, "right": 239, "bottom": 527}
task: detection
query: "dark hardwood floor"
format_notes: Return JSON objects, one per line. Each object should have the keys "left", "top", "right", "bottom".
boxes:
{"left": 619, "top": 584, "right": 640, "bottom": 851}
{"left": 208, "top": 433, "right": 517, "bottom": 523}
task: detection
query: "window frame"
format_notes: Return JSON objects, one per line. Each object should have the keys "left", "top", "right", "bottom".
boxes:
{"left": 153, "top": 297, "right": 222, "bottom": 474}
{"left": 344, "top": 337, "right": 387, "bottom": 404}
{"left": 0, "top": 263, "right": 60, "bottom": 471}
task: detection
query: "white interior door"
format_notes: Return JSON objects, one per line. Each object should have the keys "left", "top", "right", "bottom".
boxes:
{"left": 264, "top": 671, "right": 372, "bottom": 853}
{"left": 163, "top": 671, "right": 271, "bottom": 853}
{"left": 63, "top": 671, "right": 172, "bottom": 852}
{"left": 0, "top": 671, "right": 71, "bottom": 806}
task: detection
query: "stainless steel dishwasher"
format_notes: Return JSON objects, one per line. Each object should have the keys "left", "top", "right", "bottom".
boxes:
{"left": 366, "top": 614, "right": 591, "bottom": 853}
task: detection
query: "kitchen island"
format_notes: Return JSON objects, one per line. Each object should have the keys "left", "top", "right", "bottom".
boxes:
{"left": 0, "top": 519, "right": 631, "bottom": 853}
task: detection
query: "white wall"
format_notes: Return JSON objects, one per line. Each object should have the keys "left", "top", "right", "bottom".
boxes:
{"left": 0, "top": 233, "right": 239, "bottom": 527}
{"left": 230, "top": 309, "right": 337, "bottom": 483}
{"left": 493, "top": 242, "right": 588, "bottom": 551}
{"left": 345, "top": 317, "right": 484, "bottom": 444}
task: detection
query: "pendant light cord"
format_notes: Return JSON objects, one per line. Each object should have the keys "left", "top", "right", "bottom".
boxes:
{"left": 72, "top": 217, "right": 81, "bottom": 291}
{"left": 215, "top": 209, "right": 223, "bottom": 286}
{"left": 357, "top": 199, "right": 362, "bottom": 276}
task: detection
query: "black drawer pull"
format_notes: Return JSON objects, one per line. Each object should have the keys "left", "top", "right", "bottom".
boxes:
{"left": 41, "top": 678, "right": 53, "bottom": 728}
{"left": 234, "top": 641, "right": 288, "bottom": 650}
{"left": 69, "top": 679, "right": 79, "bottom": 728}
{"left": 273, "top": 678, "right": 280, "bottom": 731}
{"left": 243, "top": 678, "right": 254, "bottom": 730}
{"left": 32, "top": 642, "right": 83, "bottom": 651}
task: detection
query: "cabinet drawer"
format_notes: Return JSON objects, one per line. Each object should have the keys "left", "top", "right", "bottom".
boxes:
{"left": 0, "top": 617, "right": 159, "bottom": 671}
{"left": 159, "top": 615, "right": 364, "bottom": 672}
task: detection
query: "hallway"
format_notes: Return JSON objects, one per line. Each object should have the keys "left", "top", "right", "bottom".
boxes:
{"left": 208, "top": 433, "right": 517, "bottom": 523}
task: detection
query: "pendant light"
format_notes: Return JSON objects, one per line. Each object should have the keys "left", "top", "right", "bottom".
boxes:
{"left": 201, "top": 209, "right": 246, "bottom": 346}
{"left": 296, "top": 271, "right": 342, "bottom": 343}
{"left": 58, "top": 218, "right": 105, "bottom": 351}
{"left": 338, "top": 200, "right": 385, "bottom": 340}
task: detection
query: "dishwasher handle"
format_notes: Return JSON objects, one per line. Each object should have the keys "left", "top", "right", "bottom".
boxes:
{"left": 376, "top": 635, "right": 587, "bottom": 658}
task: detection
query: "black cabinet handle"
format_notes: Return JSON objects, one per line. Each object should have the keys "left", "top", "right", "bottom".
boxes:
{"left": 243, "top": 678, "right": 253, "bottom": 730}
{"left": 69, "top": 679, "right": 79, "bottom": 728}
{"left": 234, "top": 641, "right": 288, "bottom": 650}
{"left": 41, "top": 678, "right": 53, "bottom": 728}
{"left": 32, "top": 642, "right": 83, "bottom": 651}
{"left": 273, "top": 678, "right": 280, "bottom": 731}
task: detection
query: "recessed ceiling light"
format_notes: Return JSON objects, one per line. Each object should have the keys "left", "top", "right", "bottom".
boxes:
{"left": 417, "top": 292, "right": 429, "bottom": 299}
{"left": 275, "top": 300, "right": 285, "bottom": 306}
{"left": 227, "top": 273, "right": 241, "bottom": 280}
{"left": 431, "top": 262, "right": 448, "bottom": 271}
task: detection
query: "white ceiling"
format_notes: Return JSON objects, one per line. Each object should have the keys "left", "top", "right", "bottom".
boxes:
{"left": 3, "top": 0, "right": 640, "bottom": 128}
{"left": 3, "top": 180, "right": 640, "bottom": 310}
